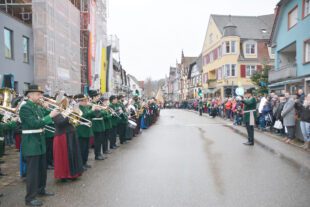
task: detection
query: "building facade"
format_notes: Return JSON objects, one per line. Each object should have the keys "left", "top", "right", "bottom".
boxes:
{"left": 188, "top": 55, "right": 203, "bottom": 99}
{"left": 0, "top": 10, "right": 33, "bottom": 94}
{"left": 269, "top": 0, "right": 310, "bottom": 94}
{"left": 202, "top": 14, "right": 275, "bottom": 98}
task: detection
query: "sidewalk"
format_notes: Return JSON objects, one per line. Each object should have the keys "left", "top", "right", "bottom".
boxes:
{"left": 0, "top": 146, "right": 21, "bottom": 190}
{"left": 188, "top": 110, "right": 310, "bottom": 171}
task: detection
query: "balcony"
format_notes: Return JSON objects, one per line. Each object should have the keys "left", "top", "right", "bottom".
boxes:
{"left": 268, "top": 63, "right": 297, "bottom": 82}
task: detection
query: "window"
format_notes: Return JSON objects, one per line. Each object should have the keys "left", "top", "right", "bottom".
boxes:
{"left": 288, "top": 6, "right": 298, "bottom": 29}
{"left": 231, "top": 64, "right": 236, "bottom": 77}
{"left": 303, "top": 0, "right": 310, "bottom": 18}
{"left": 231, "top": 41, "right": 236, "bottom": 53}
{"left": 246, "top": 65, "right": 256, "bottom": 77}
{"left": 4, "top": 28, "right": 13, "bottom": 59}
{"left": 23, "top": 36, "right": 29, "bottom": 63}
{"left": 245, "top": 43, "right": 256, "bottom": 54}
{"left": 210, "top": 52, "right": 214, "bottom": 62}
{"left": 223, "top": 64, "right": 237, "bottom": 77}
{"left": 271, "top": 47, "right": 275, "bottom": 55}
{"left": 305, "top": 40, "right": 310, "bottom": 63}
{"left": 225, "top": 64, "right": 230, "bottom": 77}
{"left": 225, "top": 41, "right": 230, "bottom": 53}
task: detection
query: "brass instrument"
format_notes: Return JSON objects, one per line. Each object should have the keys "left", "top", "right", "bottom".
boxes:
{"left": 0, "top": 88, "right": 19, "bottom": 123}
{"left": 39, "top": 97, "right": 92, "bottom": 128}
{"left": 96, "top": 101, "right": 121, "bottom": 118}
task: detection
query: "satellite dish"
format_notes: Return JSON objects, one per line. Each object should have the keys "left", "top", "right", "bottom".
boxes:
{"left": 235, "top": 87, "right": 244, "bottom": 96}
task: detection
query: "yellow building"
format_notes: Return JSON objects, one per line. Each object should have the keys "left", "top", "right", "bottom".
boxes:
{"left": 201, "top": 14, "right": 275, "bottom": 98}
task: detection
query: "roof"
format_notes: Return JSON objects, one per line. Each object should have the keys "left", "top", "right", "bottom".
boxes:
{"left": 182, "top": 56, "right": 197, "bottom": 66}
{"left": 211, "top": 14, "right": 275, "bottom": 39}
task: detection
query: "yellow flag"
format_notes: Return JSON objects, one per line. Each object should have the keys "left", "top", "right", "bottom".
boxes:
{"left": 100, "top": 48, "right": 107, "bottom": 93}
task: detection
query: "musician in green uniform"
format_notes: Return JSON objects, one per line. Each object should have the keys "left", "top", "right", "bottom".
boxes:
{"left": 100, "top": 96, "right": 113, "bottom": 154}
{"left": 0, "top": 114, "right": 17, "bottom": 176}
{"left": 109, "top": 95, "right": 120, "bottom": 149}
{"left": 242, "top": 90, "right": 257, "bottom": 146}
{"left": 75, "top": 94, "right": 96, "bottom": 170}
{"left": 117, "top": 95, "right": 128, "bottom": 144}
{"left": 19, "top": 85, "right": 59, "bottom": 206}
{"left": 133, "top": 96, "right": 142, "bottom": 135}
{"left": 89, "top": 91, "right": 107, "bottom": 160}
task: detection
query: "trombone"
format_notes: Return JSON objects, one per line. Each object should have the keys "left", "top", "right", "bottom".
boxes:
{"left": 91, "top": 102, "right": 121, "bottom": 119}
{"left": 39, "top": 97, "right": 92, "bottom": 128}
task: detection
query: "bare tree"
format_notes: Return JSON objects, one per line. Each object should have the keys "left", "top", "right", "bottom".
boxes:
{"left": 144, "top": 77, "right": 153, "bottom": 98}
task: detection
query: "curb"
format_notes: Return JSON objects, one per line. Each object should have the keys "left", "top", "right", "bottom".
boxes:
{"left": 186, "top": 109, "right": 309, "bottom": 153}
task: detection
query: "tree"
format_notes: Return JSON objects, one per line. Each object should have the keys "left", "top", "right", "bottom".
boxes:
{"left": 251, "top": 65, "right": 271, "bottom": 95}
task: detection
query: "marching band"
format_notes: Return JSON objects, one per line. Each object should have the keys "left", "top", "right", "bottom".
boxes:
{"left": 0, "top": 85, "right": 160, "bottom": 206}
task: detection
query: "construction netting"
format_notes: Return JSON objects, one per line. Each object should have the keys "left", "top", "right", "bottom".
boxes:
{"left": 32, "top": 0, "right": 81, "bottom": 96}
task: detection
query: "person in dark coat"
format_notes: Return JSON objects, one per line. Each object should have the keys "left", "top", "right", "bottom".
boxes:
{"left": 295, "top": 94, "right": 310, "bottom": 150}
{"left": 242, "top": 90, "right": 257, "bottom": 146}
{"left": 19, "top": 85, "right": 59, "bottom": 206}
{"left": 53, "top": 107, "right": 84, "bottom": 181}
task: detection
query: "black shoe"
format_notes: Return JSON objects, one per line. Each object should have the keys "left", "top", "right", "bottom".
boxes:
{"left": 82, "top": 166, "right": 88, "bottom": 171}
{"left": 38, "top": 191, "right": 55, "bottom": 197}
{"left": 85, "top": 164, "right": 91, "bottom": 168}
{"left": 95, "top": 155, "right": 105, "bottom": 160}
{"left": 243, "top": 142, "right": 254, "bottom": 146}
{"left": 26, "top": 199, "right": 43, "bottom": 206}
{"left": 0, "top": 193, "right": 3, "bottom": 197}
{"left": 47, "top": 165, "right": 54, "bottom": 170}
{"left": 104, "top": 150, "right": 112, "bottom": 154}
{"left": 0, "top": 160, "right": 5, "bottom": 164}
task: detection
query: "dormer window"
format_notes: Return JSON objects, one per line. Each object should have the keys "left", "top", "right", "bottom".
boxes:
{"left": 245, "top": 41, "right": 257, "bottom": 55}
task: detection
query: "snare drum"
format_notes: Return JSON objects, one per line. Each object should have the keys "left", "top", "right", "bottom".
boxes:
{"left": 128, "top": 119, "right": 137, "bottom": 129}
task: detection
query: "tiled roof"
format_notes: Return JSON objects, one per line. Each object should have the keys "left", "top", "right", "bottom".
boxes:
{"left": 211, "top": 14, "right": 275, "bottom": 39}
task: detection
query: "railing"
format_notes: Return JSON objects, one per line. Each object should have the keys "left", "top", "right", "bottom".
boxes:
{"left": 268, "top": 63, "right": 297, "bottom": 82}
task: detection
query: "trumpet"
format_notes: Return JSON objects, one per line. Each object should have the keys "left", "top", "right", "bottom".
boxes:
{"left": 39, "top": 97, "right": 92, "bottom": 128}
{"left": 95, "top": 101, "right": 121, "bottom": 119}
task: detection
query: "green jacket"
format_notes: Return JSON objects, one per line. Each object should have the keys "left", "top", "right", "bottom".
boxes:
{"left": 104, "top": 112, "right": 112, "bottom": 130}
{"left": 243, "top": 97, "right": 257, "bottom": 123}
{"left": 109, "top": 103, "right": 121, "bottom": 127}
{"left": 118, "top": 101, "right": 128, "bottom": 124}
{"left": 92, "top": 109, "right": 107, "bottom": 133}
{"left": 77, "top": 105, "right": 95, "bottom": 138}
{"left": 40, "top": 107, "right": 55, "bottom": 138}
{"left": 19, "top": 100, "right": 53, "bottom": 156}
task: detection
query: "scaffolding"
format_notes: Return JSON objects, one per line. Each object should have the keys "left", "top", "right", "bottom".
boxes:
{"left": 32, "top": 0, "right": 81, "bottom": 95}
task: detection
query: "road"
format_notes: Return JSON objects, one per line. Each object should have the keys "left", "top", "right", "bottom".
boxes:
{"left": 1, "top": 109, "right": 310, "bottom": 207}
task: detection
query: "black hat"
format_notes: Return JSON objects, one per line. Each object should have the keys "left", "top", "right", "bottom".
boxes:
{"left": 74, "top": 94, "right": 88, "bottom": 101}
{"left": 109, "top": 95, "right": 117, "bottom": 102}
{"left": 133, "top": 95, "right": 139, "bottom": 101}
{"left": 88, "top": 90, "right": 99, "bottom": 98}
{"left": 118, "top": 94, "right": 124, "bottom": 99}
{"left": 24, "top": 85, "right": 44, "bottom": 95}
{"left": 245, "top": 89, "right": 253, "bottom": 94}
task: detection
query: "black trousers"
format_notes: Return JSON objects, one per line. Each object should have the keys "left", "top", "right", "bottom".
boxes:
{"left": 118, "top": 123, "right": 127, "bottom": 144}
{"left": 109, "top": 127, "right": 117, "bottom": 148}
{"left": 79, "top": 137, "right": 89, "bottom": 165}
{"left": 25, "top": 154, "right": 47, "bottom": 202}
{"left": 245, "top": 123, "right": 254, "bottom": 143}
{"left": 199, "top": 108, "right": 203, "bottom": 116}
{"left": 94, "top": 132, "right": 105, "bottom": 157}
{"left": 103, "top": 130, "right": 109, "bottom": 153}
{"left": 46, "top": 138, "right": 54, "bottom": 166}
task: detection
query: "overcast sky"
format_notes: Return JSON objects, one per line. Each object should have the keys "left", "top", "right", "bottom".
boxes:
{"left": 107, "top": 0, "right": 279, "bottom": 81}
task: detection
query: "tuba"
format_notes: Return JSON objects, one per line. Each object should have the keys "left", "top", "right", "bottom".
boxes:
{"left": 0, "top": 88, "right": 19, "bottom": 123}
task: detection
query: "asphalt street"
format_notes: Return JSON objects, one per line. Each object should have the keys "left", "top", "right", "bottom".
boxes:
{"left": 1, "top": 109, "right": 310, "bottom": 207}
